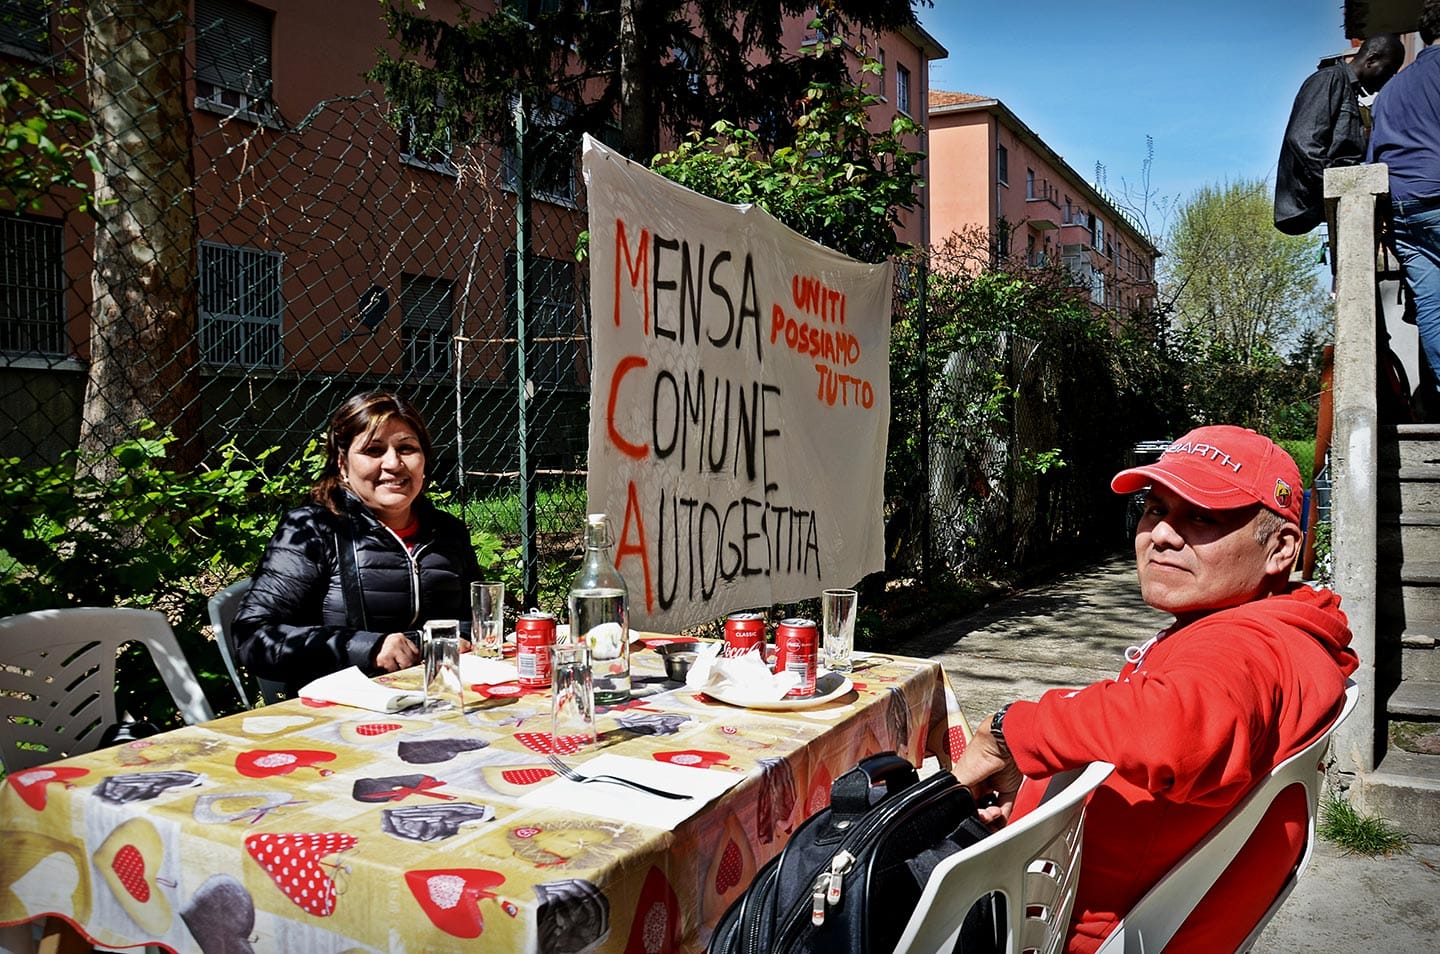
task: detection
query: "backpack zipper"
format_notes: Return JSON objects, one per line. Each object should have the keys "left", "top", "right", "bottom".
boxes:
{"left": 775, "top": 771, "right": 957, "bottom": 951}
{"left": 811, "top": 850, "right": 856, "bottom": 925}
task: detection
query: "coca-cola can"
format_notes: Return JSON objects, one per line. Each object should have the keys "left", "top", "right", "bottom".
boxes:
{"left": 774, "top": 617, "right": 817, "bottom": 697}
{"left": 515, "top": 610, "right": 557, "bottom": 688}
{"left": 724, "top": 612, "right": 767, "bottom": 658}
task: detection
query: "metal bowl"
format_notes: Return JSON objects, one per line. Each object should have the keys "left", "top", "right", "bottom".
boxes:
{"left": 656, "top": 641, "right": 701, "bottom": 681}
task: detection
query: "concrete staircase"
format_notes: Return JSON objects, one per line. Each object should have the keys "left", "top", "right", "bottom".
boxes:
{"left": 1361, "top": 423, "right": 1440, "bottom": 842}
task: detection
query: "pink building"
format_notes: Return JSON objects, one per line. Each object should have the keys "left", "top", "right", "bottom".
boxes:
{"left": 777, "top": 15, "right": 948, "bottom": 251}
{"left": 927, "top": 91, "right": 1159, "bottom": 318}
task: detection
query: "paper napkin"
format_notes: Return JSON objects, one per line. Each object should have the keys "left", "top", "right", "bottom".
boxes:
{"left": 297, "top": 666, "right": 425, "bottom": 712}
{"left": 516, "top": 753, "right": 742, "bottom": 830}
{"left": 459, "top": 655, "right": 521, "bottom": 685}
{"left": 685, "top": 642, "right": 799, "bottom": 702}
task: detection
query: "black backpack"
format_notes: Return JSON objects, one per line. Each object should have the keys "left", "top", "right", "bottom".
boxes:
{"left": 707, "top": 751, "right": 1001, "bottom": 954}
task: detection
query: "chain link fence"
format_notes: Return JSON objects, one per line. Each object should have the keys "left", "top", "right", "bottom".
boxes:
{"left": 3, "top": 2, "right": 595, "bottom": 609}
{"left": 3, "top": 3, "right": 1144, "bottom": 720}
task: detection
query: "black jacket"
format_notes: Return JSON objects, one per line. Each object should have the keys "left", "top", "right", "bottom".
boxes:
{"left": 1275, "top": 61, "right": 1368, "bottom": 235}
{"left": 234, "top": 491, "right": 480, "bottom": 694}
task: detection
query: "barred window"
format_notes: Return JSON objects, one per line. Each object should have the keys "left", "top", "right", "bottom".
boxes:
{"left": 401, "top": 274, "right": 453, "bottom": 380}
{"left": 896, "top": 63, "right": 912, "bottom": 116}
{"left": 0, "top": 0, "right": 48, "bottom": 56}
{"left": 1, "top": 214, "right": 65, "bottom": 356}
{"left": 194, "top": 0, "right": 274, "bottom": 122}
{"left": 503, "top": 96, "right": 576, "bottom": 205}
{"left": 199, "top": 241, "right": 283, "bottom": 369}
{"left": 506, "top": 253, "right": 580, "bottom": 389}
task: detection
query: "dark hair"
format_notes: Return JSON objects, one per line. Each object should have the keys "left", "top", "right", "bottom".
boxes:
{"left": 1422, "top": 0, "right": 1440, "bottom": 45}
{"left": 312, "top": 391, "right": 434, "bottom": 513}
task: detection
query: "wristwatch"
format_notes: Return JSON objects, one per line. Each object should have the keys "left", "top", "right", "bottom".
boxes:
{"left": 990, "top": 703, "right": 1012, "bottom": 758}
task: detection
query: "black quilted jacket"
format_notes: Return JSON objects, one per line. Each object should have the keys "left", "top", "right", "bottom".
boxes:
{"left": 233, "top": 491, "right": 480, "bottom": 694}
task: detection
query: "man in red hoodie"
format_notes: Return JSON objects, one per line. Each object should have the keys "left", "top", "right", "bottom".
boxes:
{"left": 954, "top": 424, "right": 1355, "bottom": 953}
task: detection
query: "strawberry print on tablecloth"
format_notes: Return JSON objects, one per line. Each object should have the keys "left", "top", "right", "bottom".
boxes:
{"left": 6, "top": 765, "right": 89, "bottom": 810}
{"left": 405, "top": 867, "right": 508, "bottom": 938}
{"left": 514, "top": 732, "right": 593, "bottom": 756}
{"left": 245, "top": 831, "right": 355, "bottom": 917}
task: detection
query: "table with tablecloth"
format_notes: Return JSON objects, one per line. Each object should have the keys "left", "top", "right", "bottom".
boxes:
{"left": 0, "top": 646, "right": 970, "bottom": 953}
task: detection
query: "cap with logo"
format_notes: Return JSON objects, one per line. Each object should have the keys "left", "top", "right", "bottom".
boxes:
{"left": 1110, "top": 425, "right": 1303, "bottom": 523}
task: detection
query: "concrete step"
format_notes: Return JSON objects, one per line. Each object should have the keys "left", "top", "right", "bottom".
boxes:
{"left": 1388, "top": 678, "right": 1440, "bottom": 719}
{"left": 1357, "top": 748, "right": 1440, "bottom": 843}
{"left": 1378, "top": 577, "right": 1440, "bottom": 629}
{"left": 1380, "top": 514, "right": 1440, "bottom": 566}
{"left": 1378, "top": 465, "right": 1440, "bottom": 514}
{"left": 1380, "top": 424, "right": 1440, "bottom": 469}
{"left": 1403, "top": 638, "right": 1440, "bottom": 681}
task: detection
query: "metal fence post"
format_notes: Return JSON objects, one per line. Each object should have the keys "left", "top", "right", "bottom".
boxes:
{"left": 513, "top": 94, "right": 538, "bottom": 607}
{"left": 917, "top": 258, "right": 931, "bottom": 582}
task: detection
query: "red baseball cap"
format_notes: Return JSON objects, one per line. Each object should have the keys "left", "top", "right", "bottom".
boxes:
{"left": 1111, "top": 425, "right": 1303, "bottom": 523}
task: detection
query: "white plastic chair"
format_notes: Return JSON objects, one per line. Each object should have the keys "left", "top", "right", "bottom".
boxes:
{"left": 893, "top": 760, "right": 1115, "bottom": 954}
{"left": 0, "top": 607, "right": 215, "bottom": 772}
{"left": 208, "top": 577, "right": 254, "bottom": 706}
{"left": 206, "top": 577, "right": 284, "bottom": 707}
{"left": 1095, "top": 679, "right": 1360, "bottom": 953}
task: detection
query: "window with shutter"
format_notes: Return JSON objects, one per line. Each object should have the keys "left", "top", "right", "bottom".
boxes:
{"left": 194, "top": 0, "right": 274, "bottom": 122}
{"left": 401, "top": 275, "right": 454, "bottom": 380}
{"left": 0, "top": 0, "right": 48, "bottom": 56}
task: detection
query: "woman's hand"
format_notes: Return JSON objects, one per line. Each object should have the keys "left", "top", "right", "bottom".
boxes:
{"left": 375, "top": 631, "right": 421, "bottom": 671}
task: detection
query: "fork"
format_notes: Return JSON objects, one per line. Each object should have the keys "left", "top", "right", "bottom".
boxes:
{"left": 545, "top": 755, "right": 693, "bottom": 800}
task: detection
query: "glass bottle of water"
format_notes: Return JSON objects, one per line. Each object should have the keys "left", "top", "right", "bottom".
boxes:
{"left": 568, "top": 513, "right": 630, "bottom": 704}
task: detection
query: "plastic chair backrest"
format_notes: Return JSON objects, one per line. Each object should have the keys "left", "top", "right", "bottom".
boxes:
{"left": 208, "top": 578, "right": 254, "bottom": 707}
{"left": 0, "top": 607, "right": 216, "bottom": 772}
{"left": 1095, "top": 679, "right": 1360, "bottom": 954}
{"left": 206, "top": 577, "right": 285, "bottom": 707}
{"left": 893, "top": 760, "right": 1115, "bottom": 954}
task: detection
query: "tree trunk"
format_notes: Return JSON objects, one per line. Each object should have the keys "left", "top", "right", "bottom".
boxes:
{"left": 618, "top": 0, "right": 656, "bottom": 159}
{"left": 79, "top": 0, "right": 199, "bottom": 477}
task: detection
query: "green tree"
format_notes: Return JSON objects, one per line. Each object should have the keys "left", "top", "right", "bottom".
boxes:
{"left": 370, "top": 0, "right": 927, "bottom": 161}
{"left": 648, "top": 57, "right": 922, "bottom": 263}
{"left": 1163, "top": 177, "right": 1329, "bottom": 359}
{"left": 78, "top": 0, "right": 200, "bottom": 477}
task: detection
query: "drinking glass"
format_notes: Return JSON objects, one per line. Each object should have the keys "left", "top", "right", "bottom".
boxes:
{"left": 550, "top": 644, "right": 596, "bottom": 748}
{"left": 422, "top": 619, "right": 464, "bottom": 710}
{"left": 470, "top": 581, "right": 505, "bottom": 658}
{"left": 821, "top": 588, "right": 858, "bottom": 674}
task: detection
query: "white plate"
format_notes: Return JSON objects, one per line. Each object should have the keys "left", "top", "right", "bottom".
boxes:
{"left": 705, "top": 671, "right": 854, "bottom": 711}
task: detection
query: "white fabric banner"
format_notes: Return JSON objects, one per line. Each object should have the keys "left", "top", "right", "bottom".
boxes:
{"left": 582, "top": 136, "right": 892, "bottom": 632}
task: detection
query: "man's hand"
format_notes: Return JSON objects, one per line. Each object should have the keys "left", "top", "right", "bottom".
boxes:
{"left": 953, "top": 712, "right": 1026, "bottom": 829}
{"left": 375, "top": 631, "right": 421, "bottom": 672}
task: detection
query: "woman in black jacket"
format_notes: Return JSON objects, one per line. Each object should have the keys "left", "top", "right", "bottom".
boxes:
{"left": 234, "top": 391, "right": 481, "bottom": 695}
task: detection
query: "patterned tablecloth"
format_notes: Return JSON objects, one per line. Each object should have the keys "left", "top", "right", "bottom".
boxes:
{"left": 0, "top": 646, "right": 970, "bottom": 953}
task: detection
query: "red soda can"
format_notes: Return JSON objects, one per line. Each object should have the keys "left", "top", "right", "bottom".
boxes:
{"left": 775, "top": 617, "right": 817, "bottom": 697}
{"left": 515, "top": 610, "right": 557, "bottom": 688}
{"left": 724, "top": 612, "right": 767, "bottom": 658}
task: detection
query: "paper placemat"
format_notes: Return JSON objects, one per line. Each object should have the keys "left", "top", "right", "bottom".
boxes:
{"left": 516, "top": 753, "right": 743, "bottom": 830}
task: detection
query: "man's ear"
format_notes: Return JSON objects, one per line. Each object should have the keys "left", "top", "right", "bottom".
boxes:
{"left": 1266, "top": 523, "right": 1303, "bottom": 575}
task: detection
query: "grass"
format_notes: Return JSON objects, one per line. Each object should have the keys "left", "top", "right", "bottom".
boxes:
{"left": 1317, "top": 789, "right": 1410, "bottom": 856}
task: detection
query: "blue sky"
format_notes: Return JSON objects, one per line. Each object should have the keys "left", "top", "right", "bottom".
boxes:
{"left": 916, "top": 0, "right": 1356, "bottom": 234}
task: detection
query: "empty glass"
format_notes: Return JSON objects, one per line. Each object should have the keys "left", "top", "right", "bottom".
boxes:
{"left": 822, "top": 588, "right": 858, "bottom": 674}
{"left": 550, "top": 643, "right": 596, "bottom": 749}
{"left": 470, "top": 581, "right": 505, "bottom": 658}
{"left": 422, "top": 619, "right": 464, "bottom": 710}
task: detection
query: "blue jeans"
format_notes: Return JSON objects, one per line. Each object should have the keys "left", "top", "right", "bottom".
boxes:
{"left": 1390, "top": 196, "right": 1440, "bottom": 400}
